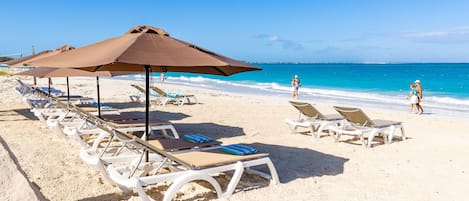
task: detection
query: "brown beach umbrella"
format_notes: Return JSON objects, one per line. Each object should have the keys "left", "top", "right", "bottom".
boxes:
{"left": 7, "top": 45, "right": 75, "bottom": 86}
{"left": 15, "top": 67, "right": 137, "bottom": 116}
{"left": 28, "top": 25, "right": 260, "bottom": 152}
{"left": 7, "top": 45, "right": 75, "bottom": 68}
{"left": 29, "top": 26, "right": 259, "bottom": 75}
{"left": 3, "top": 50, "right": 51, "bottom": 66}
{"left": 15, "top": 66, "right": 132, "bottom": 78}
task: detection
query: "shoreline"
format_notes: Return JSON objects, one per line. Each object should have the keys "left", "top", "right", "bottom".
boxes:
{"left": 109, "top": 74, "right": 469, "bottom": 119}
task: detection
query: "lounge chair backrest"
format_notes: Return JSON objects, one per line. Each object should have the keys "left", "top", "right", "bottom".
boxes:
{"left": 333, "top": 106, "right": 375, "bottom": 127}
{"left": 32, "top": 87, "right": 49, "bottom": 98}
{"left": 150, "top": 86, "right": 168, "bottom": 97}
{"left": 131, "top": 84, "right": 146, "bottom": 94}
{"left": 118, "top": 131, "right": 195, "bottom": 169}
{"left": 72, "top": 105, "right": 106, "bottom": 124}
{"left": 289, "top": 101, "right": 326, "bottom": 119}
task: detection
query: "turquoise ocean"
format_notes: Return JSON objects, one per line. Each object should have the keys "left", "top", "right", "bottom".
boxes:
{"left": 117, "top": 63, "right": 469, "bottom": 117}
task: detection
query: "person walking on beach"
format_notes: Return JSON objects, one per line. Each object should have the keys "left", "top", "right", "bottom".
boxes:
{"left": 407, "top": 83, "right": 419, "bottom": 113}
{"left": 291, "top": 75, "right": 300, "bottom": 98}
{"left": 160, "top": 72, "right": 166, "bottom": 82}
{"left": 415, "top": 80, "right": 424, "bottom": 114}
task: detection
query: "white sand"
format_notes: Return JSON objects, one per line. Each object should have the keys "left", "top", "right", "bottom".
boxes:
{"left": 1, "top": 75, "right": 468, "bottom": 201}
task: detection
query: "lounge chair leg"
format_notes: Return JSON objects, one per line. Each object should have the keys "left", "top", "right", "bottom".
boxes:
{"left": 387, "top": 126, "right": 396, "bottom": 144}
{"left": 360, "top": 134, "right": 367, "bottom": 148}
{"left": 265, "top": 158, "right": 280, "bottom": 184}
{"left": 163, "top": 173, "right": 222, "bottom": 201}
{"left": 366, "top": 130, "right": 380, "bottom": 148}
{"left": 310, "top": 126, "right": 316, "bottom": 142}
{"left": 316, "top": 124, "right": 328, "bottom": 139}
{"left": 330, "top": 129, "right": 340, "bottom": 142}
{"left": 400, "top": 127, "right": 406, "bottom": 141}
{"left": 382, "top": 133, "right": 388, "bottom": 145}
{"left": 222, "top": 161, "right": 244, "bottom": 197}
{"left": 135, "top": 180, "right": 153, "bottom": 201}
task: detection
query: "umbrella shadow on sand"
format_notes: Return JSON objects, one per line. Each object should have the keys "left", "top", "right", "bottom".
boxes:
{"left": 250, "top": 143, "right": 348, "bottom": 183}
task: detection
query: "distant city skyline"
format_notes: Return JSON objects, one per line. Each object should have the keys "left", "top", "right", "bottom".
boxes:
{"left": 2, "top": 0, "right": 469, "bottom": 63}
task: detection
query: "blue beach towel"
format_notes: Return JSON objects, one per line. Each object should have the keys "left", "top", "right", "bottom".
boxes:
{"left": 221, "top": 144, "right": 258, "bottom": 156}
{"left": 183, "top": 134, "right": 214, "bottom": 143}
{"left": 38, "top": 87, "right": 62, "bottom": 93}
{"left": 89, "top": 102, "right": 112, "bottom": 109}
{"left": 166, "top": 92, "right": 183, "bottom": 98}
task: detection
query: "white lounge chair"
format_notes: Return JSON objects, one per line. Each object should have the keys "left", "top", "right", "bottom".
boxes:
{"left": 106, "top": 134, "right": 279, "bottom": 201}
{"left": 79, "top": 119, "right": 222, "bottom": 192}
{"left": 329, "top": 106, "right": 406, "bottom": 148}
{"left": 286, "top": 101, "right": 344, "bottom": 141}
{"left": 64, "top": 106, "right": 180, "bottom": 149}
{"left": 130, "top": 84, "right": 164, "bottom": 105}
{"left": 150, "top": 86, "right": 198, "bottom": 106}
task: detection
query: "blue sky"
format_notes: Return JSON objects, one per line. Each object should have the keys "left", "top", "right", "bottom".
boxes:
{"left": 2, "top": 0, "right": 469, "bottom": 63}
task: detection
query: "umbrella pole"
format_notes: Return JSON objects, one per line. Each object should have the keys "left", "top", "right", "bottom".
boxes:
{"left": 145, "top": 65, "right": 150, "bottom": 163}
{"left": 48, "top": 78, "right": 51, "bottom": 97}
{"left": 96, "top": 76, "right": 101, "bottom": 118}
{"left": 66, "top": 77, "right": 70, "bottom": 104}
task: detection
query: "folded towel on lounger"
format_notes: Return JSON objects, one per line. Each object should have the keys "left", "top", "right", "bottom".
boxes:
{"left": 166, "top": 92, "right": 183, "bottom": 98}
{"left": 221, "top": 144, "right": 258, "bottom": 156}
{"left": 89, "top": 102, "right": 112, "bottom": 109}
{"left": 183, "top": 134, "right": 214, "bottom": 143}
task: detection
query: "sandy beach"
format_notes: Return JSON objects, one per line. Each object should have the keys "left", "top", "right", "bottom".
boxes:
{"left": 1, "top": 75, "right": 469, "bottom": 201}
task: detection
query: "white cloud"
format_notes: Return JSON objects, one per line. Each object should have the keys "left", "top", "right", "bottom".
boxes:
{"left": 401, "top": 27, "right": 469, "bottom": 43}
{"left": 254, "top": 34, "right": 304, "bottom": 50}
{"left": 404, "top": 31, "right": 447, "bottom": 38}
{"left": 268, "top": 35, "right": 279, "bottom": 41}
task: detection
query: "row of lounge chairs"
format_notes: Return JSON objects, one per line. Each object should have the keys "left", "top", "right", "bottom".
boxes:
{"left": 14, "top": 79, "right": 279, "bottom": 201}
{"left": 130, "top": 84, "right": 198, "bottom": 106}
{"left": 286, "top": 101, "right": 406, "bottom": 148}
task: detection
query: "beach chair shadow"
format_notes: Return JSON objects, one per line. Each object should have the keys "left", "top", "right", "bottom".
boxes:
{"left": 77, "top": 192, "right": 133, "bottom": 201}
{"left": 149, "top": 110, "right": 191, "bottom": 121}
{"left": 104, "top": 102, "right": 144, "bottom": 109}
{"left": 172, "top": 122, "right": 245, "bottom": 139}
{"left": 249, "top": 143, "right": 349, "bottom": 183}
{"left": 102, "top": 101, "right": 192, "bottom": 121}
{"left": 13, "top": 108, "right": 39, "bottom": 120}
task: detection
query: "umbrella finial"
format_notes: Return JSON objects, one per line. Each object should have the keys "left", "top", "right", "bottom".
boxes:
{"left": 126, "top": 25, "right": 169, "bottom": 36}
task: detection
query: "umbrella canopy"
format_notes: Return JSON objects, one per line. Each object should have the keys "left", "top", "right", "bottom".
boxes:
{"left": 28, "top": 25, "right": 260, "bottom": 75}
{"left": 3, "top": 50, "right": 50, "bottom": 66}
{"left": 14, "top": 66, "right": 133, "bottom": 78}
{"left": 7, "top": 45, "right": 75, "bottom": 68}
{"left": 27, "top": 25, "right": 260, "bottom": 162}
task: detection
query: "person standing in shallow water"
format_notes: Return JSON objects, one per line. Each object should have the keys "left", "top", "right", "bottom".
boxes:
{"left": 291, "top": 75, "right": 300, "bottom": 99}
{"left": 415, "top": 80, "right": 424, "bottom": 114}
{"left": 407, "top": 83, "right": 419, "bottom": 113}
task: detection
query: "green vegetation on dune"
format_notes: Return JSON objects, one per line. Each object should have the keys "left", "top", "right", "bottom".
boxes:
{"left": 0, "top": 70, "right": 11, "bottom": 76}
{"left": 0, "top": 57, "right": 13, "bottom": 62}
